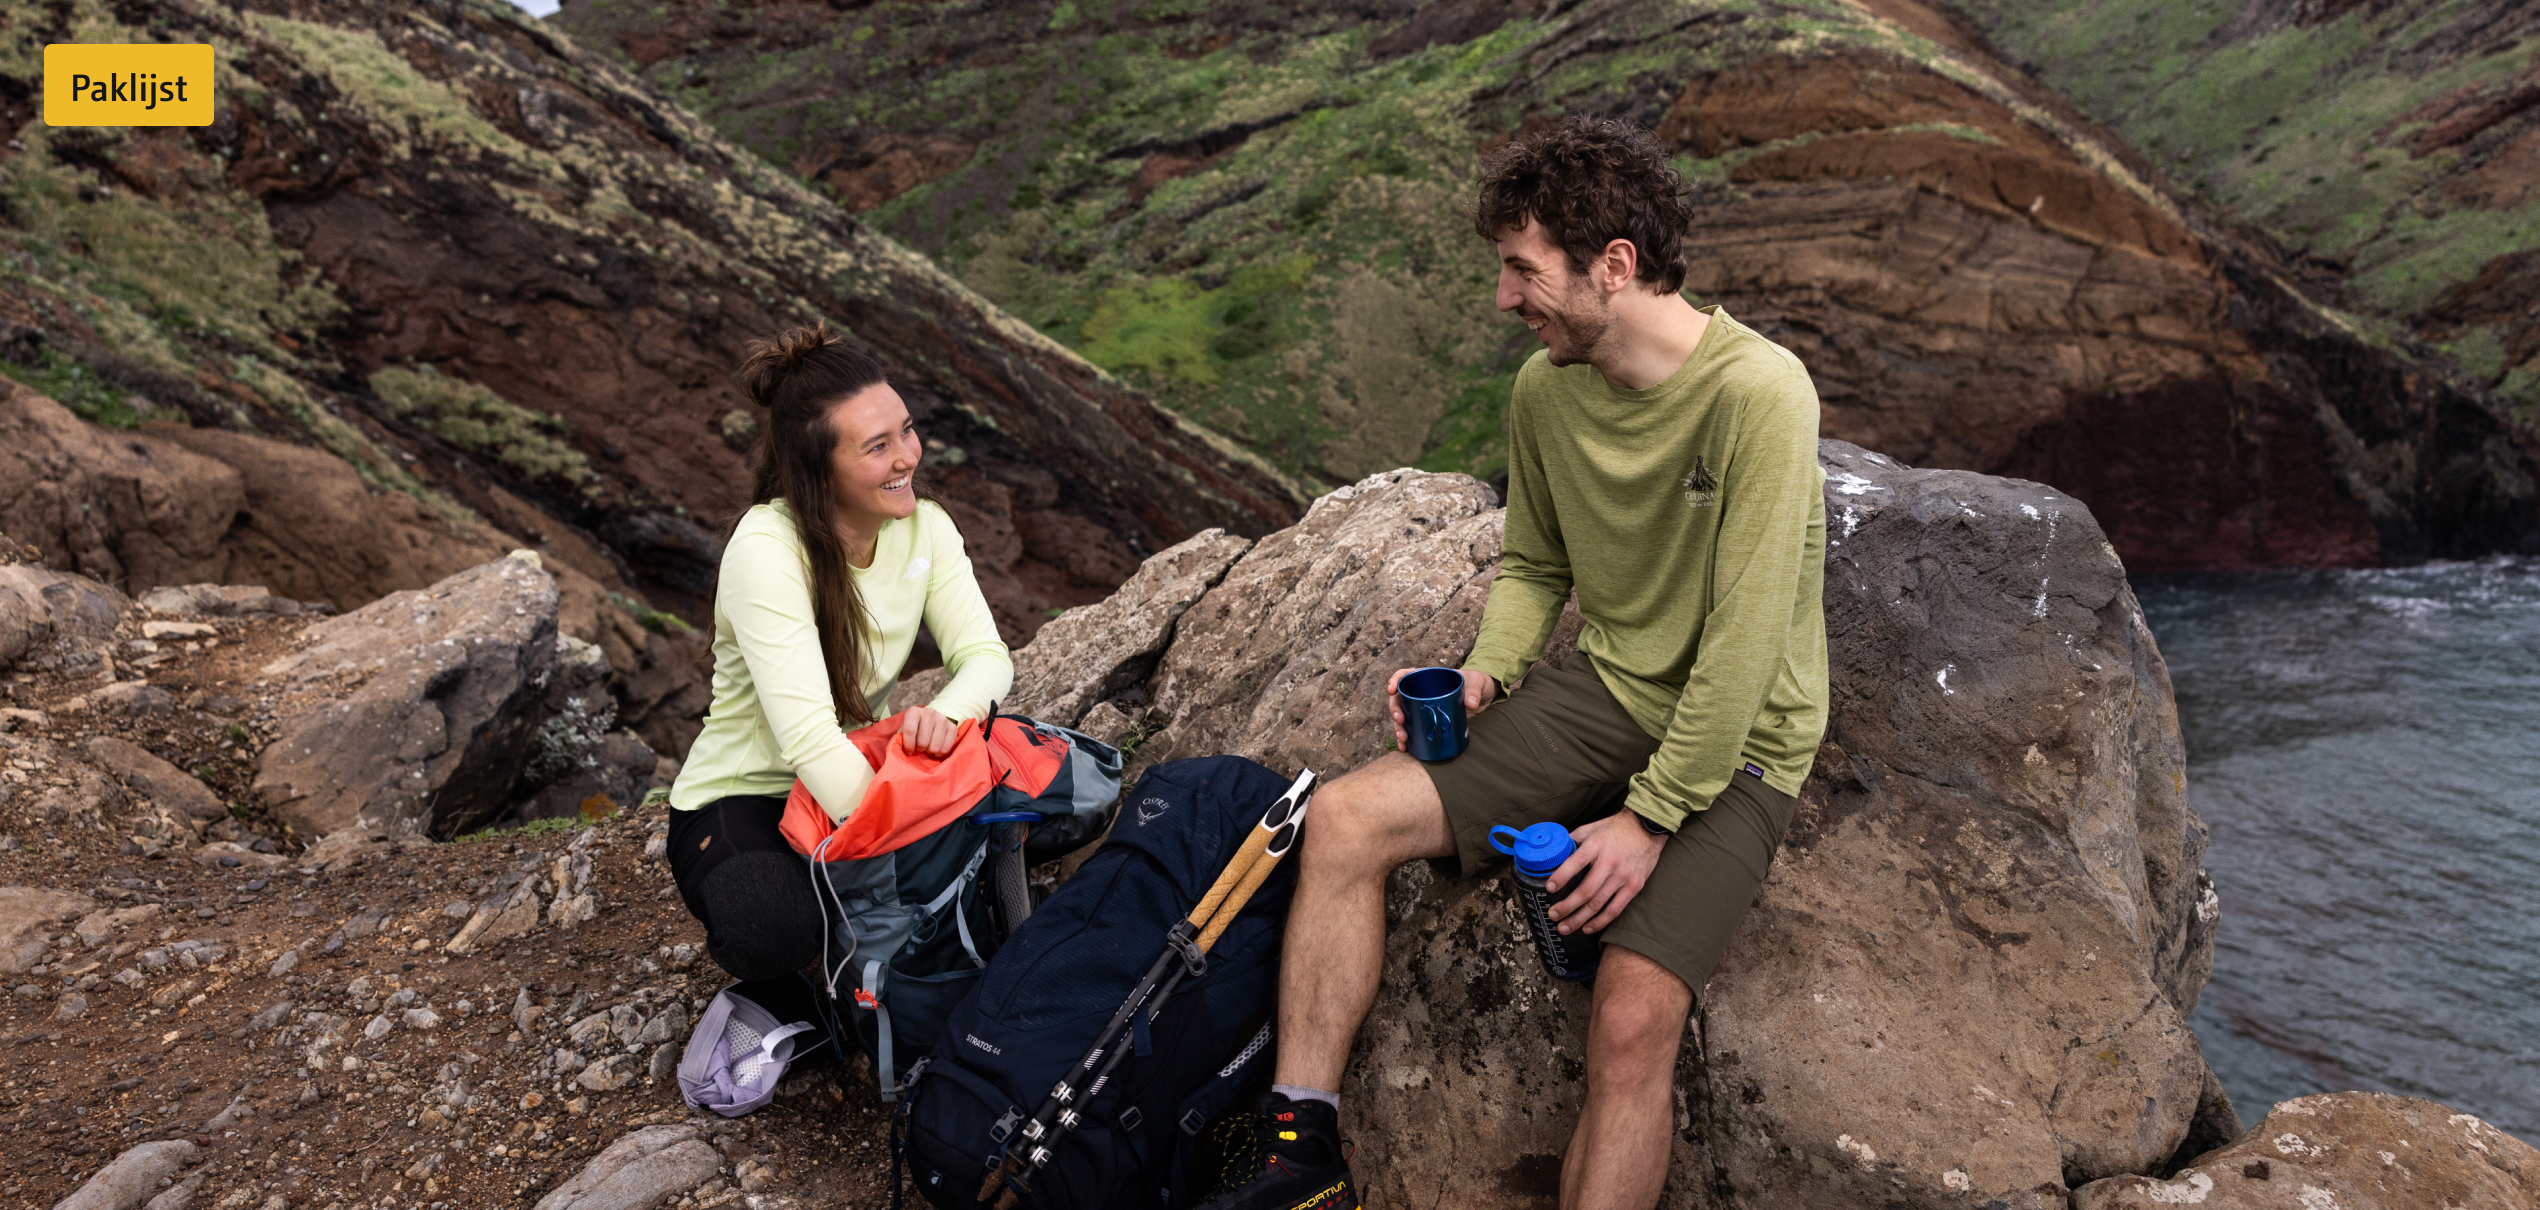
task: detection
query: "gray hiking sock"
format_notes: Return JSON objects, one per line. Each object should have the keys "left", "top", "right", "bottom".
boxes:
{"left": 1272, "top": 1083, "right": 1339, "bottom": 1111}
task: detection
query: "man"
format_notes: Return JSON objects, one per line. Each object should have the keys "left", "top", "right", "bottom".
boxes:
{"left": 1204, "top": 116, "right": 1829, "bottom": 1210}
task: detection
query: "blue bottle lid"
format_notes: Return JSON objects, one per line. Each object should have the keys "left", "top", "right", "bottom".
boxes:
{"left": 1488, "top": 822, "right": 1577, "bottom": 877}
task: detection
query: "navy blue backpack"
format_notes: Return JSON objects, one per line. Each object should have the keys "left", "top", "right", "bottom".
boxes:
{"left": 896, "top": 756, "right": 1300, "bottom": 1210}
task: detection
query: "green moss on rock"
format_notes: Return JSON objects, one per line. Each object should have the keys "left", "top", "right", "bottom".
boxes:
{"left": 372, "top": 364, "right": 600, "bottom": 493}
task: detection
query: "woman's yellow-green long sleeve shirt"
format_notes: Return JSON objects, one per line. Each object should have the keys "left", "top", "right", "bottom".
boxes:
{"left": 668, "top": 497, "right": 1013, "bottom": 821}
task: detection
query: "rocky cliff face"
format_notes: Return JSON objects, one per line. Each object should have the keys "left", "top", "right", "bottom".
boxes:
{"left": 561, "top": 0, "right": 2539, "bottom": 570}
{"left": 1941, "top": 0, "right": 2540, "bottom": 428}
{"left": 0, "top": 0, "right": 1299, "bottom": 656}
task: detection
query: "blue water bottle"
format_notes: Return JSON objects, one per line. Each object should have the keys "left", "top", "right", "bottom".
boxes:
{"left": 1489, "top": 822, "right": 1603, "bottom": 983}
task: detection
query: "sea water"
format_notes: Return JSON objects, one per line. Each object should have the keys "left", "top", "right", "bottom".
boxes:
{"left": 2135, "top": 558, "right": 2540, "bottom": 1140}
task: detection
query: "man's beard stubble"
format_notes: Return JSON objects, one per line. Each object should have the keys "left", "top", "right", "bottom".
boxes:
{"left": 1536, "top": 281, "right": 1613, "bottom": 368}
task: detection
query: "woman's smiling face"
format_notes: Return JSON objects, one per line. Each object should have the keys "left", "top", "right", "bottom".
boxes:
{"left": 825, "top": 380, "right": 921, "bottom": 528}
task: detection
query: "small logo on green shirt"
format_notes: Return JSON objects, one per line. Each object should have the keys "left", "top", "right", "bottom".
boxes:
{"left": 1683, "top": 456, "right": 1719, "bottom": 510}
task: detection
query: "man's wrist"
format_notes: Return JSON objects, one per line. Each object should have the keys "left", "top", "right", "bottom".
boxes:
{"left": 1633, "top": 810, "right": 1672, "bottom": 837}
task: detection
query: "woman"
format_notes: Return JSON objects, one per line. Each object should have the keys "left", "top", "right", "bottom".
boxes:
{"left": 667, "top": 322, "right": 1013, "bottom": 1004}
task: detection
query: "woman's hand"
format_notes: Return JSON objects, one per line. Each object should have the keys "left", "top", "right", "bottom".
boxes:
{"left": 1386, "top": 668, "right": 1498, "bottom": 752}
{"left": 900, "top": 706, "right": 961, "bottom": 756}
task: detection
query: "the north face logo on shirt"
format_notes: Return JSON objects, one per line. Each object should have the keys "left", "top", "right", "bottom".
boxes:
{"left": 1683, "top": 456, "right": 1719, "bottom": 510}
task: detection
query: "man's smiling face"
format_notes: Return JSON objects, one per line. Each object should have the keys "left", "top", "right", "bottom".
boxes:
{"left": 1494, "top": 219, "right": 1611, "bottom": 368}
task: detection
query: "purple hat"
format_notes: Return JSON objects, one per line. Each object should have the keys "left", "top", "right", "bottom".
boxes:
{"left": 677, "top": 983, "right": 822, "bottom": 1117}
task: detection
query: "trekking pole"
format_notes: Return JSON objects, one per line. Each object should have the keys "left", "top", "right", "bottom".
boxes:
{"left": 979, "top": 768, "right": 1319, "bottom": 1208}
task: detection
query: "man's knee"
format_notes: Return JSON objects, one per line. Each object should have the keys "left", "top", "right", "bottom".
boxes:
{"left": 1588, "top": 951, "right": 1694, "bottom": 1063}
{"left": 1300, "top": 753, "right": 1449, "bottom": 874}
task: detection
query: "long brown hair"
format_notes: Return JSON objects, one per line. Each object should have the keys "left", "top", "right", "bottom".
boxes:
{"left": 734, "top": 321, "right": 889, "bottom": 728}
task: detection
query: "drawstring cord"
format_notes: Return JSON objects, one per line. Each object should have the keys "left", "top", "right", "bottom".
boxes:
{"left": 808, "top": 827, "right": 857, "bottom": 1005}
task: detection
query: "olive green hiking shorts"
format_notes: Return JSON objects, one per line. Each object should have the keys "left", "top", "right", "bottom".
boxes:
{"left": 1426, "top": 656, "right": 1795, "bottom": 996}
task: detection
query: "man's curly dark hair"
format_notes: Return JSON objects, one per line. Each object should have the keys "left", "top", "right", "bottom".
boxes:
{"left": 1474, "top": 115, "right": 1692, "bottom": 295}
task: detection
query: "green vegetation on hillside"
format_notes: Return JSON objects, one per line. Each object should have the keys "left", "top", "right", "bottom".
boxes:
{"left": 564, "top": 0, "right": 1809, "bottom": 487}
{"left": 0, "top": 0, "right": 496, "bottom": 520}
{"left": 1953, "top": 0, "right": 2540, "bottom": 415}
{"left": 562, "top": 0, "right": 2294, "bottom": 485}
{"left": 866, "top": 25, "right": 1550, "bottom": 486}
{"left": 372, "top": 365, "right": 602, "bottom": 496}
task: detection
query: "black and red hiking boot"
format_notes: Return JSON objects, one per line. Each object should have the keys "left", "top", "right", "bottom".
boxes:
{"left": 1198, "top": 1092, "right": 1360, "bottom": 1210}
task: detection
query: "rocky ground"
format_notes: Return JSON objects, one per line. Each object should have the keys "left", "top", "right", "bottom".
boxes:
{"left": 0, "top": 555, "right": 908, "bottom": 1209}
{"left": 0, "top": 799, "right": 903, "bottom": 1210}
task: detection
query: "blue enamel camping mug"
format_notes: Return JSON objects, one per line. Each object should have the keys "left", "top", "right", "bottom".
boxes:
{"left": 1396, "top": 666, "right": 1469, "bottom": 762}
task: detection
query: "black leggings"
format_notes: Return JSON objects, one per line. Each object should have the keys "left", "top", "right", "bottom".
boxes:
{"left": 668, "top": 796, "right": 826, "bottom": 1023}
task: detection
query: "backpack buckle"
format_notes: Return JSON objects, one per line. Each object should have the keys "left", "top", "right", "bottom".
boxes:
{"left": 1117, "top": 1106, "right": 1142, "bottom": 1132}
{"left": 894, "top": 1056, "right": 930, "bottom": 1099}
{"left": 854, "top": 987, "right": 879, "bottom": 1010}
{"left": 1179, "top": 1108, "right": 1208, "bottom": 1136}
{"left": 991, "top": 1107, "right": 1022, "bottom": 1143}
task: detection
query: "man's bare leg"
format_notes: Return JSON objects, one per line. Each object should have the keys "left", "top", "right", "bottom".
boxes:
{"left": 1560, "top": 946, "right": 1694, "bottom": 1210}
{"left": 1272, "top": 752, "right": 1456, "bottom": 1093}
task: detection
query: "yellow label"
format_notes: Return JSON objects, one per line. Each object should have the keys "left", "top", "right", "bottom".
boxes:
{"left": 45, "top": 44, "right": 214, "bottom": 127}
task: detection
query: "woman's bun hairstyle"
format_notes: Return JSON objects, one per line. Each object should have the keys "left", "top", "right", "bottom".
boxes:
{"left": 735, "top": 320, "right": 892, "bottom": 728}
{"left": 737, "top": 320, "right": 885, "bottom": 416}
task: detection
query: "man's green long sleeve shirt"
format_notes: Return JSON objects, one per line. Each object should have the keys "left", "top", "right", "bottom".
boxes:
{"left": 1462, "top": 307, "right": 1829, "bottom": 830}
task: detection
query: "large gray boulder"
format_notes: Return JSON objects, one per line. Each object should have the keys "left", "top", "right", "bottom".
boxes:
{"left": 1019, "top": 448, "right": 2230, "bottom": 1207}
{"left": 50, "top": 1139, "right": 198, "bottom": 1210}
{"left": 533, "top": 1124, "right": 721, "bottom": 1210}
{"left": 253, "top": 554, "right": 609, "bottom": 840}
{"left": 1685, "top": 441, "right": 2222, "bottom": 1208}
{"left": 896, "top": 526, "right": 1253, "bottom": 728}
{"left": 1134, "top": 469, "right": 1505, "bottom": 775}
{"left": 1008, "top": 526, "right": 1253, "bottom": 727}
{"left": 2074, "top": 1093, "right": 2539, "bottom": 1209}
{"left": 0, "top": 562, "right": 132, "bottom": 673}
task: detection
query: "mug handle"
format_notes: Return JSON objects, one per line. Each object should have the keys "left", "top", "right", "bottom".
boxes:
{"left": 1488, "top": 825, "right": 1522, "bottom": 856}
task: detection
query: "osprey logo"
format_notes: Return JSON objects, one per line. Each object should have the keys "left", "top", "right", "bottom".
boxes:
{"left": 1683, "top": 456, "right": 1719, "bottom": 510}
{"left": 1135, "top": 796, "right": 1174, "bottom": 825}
